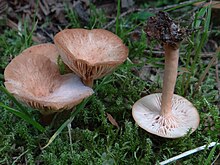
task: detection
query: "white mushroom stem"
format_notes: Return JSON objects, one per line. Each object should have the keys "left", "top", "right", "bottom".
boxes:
{"left": 160, "top": 44, "right": 179, "bottom": 117}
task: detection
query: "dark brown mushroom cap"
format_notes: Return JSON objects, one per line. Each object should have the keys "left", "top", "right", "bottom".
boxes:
{"left": 4, "top": 43, "right": 94, "bottom": 115}
{"left": 146, "top": 11, "right": 186, "bottom": 49}
{"left": 54, "top": 29, "right": 129, "bottom": 82}
{"left": 132, "top": 93, "right": 200, "bottom": 138}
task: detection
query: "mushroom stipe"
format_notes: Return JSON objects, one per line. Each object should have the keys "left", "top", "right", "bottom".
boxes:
{"left": 132, "top": 12, "right": 200, "bottom": 138}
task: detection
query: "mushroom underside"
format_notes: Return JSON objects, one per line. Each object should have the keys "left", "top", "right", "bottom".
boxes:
{"left": 132, "top": 93, "right": 200, "bottom": 138}
{"left": 54, "top": 29, "right": 128, "bottom": 86}
{"left": 59, "top": 53, "right": 118, "bottom": 80}
{"left": 54, "top": 29, "right": 128, "bottom": 65}
{"left": 4, "top": 44, "right": 94, "bottom": 115}
{"left": 7, "top": 74, "right": 93, "bottom": 115}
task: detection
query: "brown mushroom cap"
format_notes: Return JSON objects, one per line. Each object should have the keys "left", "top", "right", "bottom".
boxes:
{"left": 4, "top": 43, "right": 94, "bottom": 115}
{"left": 54, "top": 29, "right": 129, "bottom": 86}
{"left": 132, "top": 93, "right": 200, "bottom": 138}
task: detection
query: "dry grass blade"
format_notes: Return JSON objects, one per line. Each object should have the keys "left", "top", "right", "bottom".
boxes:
{"left": 39, "top": 0, "right": 50, "bottom": 16}
{"left": 194, "top": 1, "right": 220, "bottom": 9}
{"left": 215, "top": 50, "right": 220, "bottom": 109}
{"left": 211, "top": 151, "right": 220, "bottom": 165}
{"left": 194, "top": 52, "right": 218, "bottom": 95}
{"left": 103, "top": 8, "right": 141, "bottom": 29}
{"left": 216, "top": 59, "right": 220, "bottom": 95}
{"left": 0, "top": 0, "right": 8, "bottom": 14}
{"left": 6, "top": 19, "right": 41, "bottom": 43}
{"left": 159, "top": 142, "right": 220, "bottom": 165}
{"left": 106, "top": 113, "right": 119, "bottom": 128}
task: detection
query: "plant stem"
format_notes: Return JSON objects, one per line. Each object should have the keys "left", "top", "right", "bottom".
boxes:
{"left": 160, "top": 44, "right": 179, "bottom": 117}
{"left": 115, "top": 0, "right": 121, "bottom": 35}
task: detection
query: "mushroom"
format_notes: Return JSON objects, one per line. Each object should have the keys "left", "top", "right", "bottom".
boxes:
{"left": 4, "top": 43, "right": 94, "bottom": 115}
{"left": 54, "top": 28, "right": 129, "bottom": 87}
{"left": 132, "top": 12, "right": 200, "bottom": 138}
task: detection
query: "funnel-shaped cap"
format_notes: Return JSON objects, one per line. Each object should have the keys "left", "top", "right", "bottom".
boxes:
{"left": 4, "top": 43, "right": 94, "bottom": 115}
{"left": 54, "top": 29, "right": 129, "bottom": 87}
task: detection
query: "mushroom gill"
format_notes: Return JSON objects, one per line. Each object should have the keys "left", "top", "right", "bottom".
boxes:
{"left": 54, "top": 28, "right": 129, "bottom": 87}
{"left": 132, "top": 93, "right": 199, "bottom": 138}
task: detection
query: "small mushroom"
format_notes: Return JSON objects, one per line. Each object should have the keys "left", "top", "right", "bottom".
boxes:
{"left": 54, "top": 28, "right": 129, "bottom": 87}
{"left": 132, "top": 12, "right": 200, "bottom": 138}
{"left": 4, "top": 43, "right": 94, "bottom": 115}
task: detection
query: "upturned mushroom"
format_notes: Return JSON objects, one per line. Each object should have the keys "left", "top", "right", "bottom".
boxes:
{"left": 4, "top": 43, "right": 94, "bottom": 115}
{"left": 54, "top": 28, "right": 129, "bottom": 87}
{"left": 132, "top": 12, "right": 200, "bottom": 138}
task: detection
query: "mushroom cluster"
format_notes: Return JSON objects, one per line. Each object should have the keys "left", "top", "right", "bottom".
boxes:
{"left": 4, "top": 29, "right": 128, "bottom": 117}
{"left": 132, "top": 12, "right": 200, "bottom": 138}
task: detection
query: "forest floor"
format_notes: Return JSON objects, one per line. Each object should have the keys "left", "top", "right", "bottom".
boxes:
{"left": 0, "top": 0, "right": 219, "bottom": 164}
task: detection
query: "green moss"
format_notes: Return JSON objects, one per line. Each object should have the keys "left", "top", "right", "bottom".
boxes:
{"left": 0, "top": 1, "right": 219, "bottom": 164}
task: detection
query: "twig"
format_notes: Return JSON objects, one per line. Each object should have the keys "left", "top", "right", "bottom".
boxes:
{"left": 12, "top": 149, "right": 29, "bottom": 165}
{"left": 37, "top": 27, "right": 54, "bottom": 42}
{"left": 73, "top": 0, "right": 89, "bottom": 23}
{"left": 144, "top": 49, "right": 217, "bottom": 58}
{"left": 194, "top": 52, "right": 218, "bottom": 94}
{"left": 157, "top": 0, "right": 200, "bottom": 12}
{"left": 211, "top": 151, "right": 220, "bottom": 165}
{"left": 103, "top": 7, "right": 141, "bottom": 29}
{"left": 216, "top": 63, "right": 220, "bottom": 93}
{"left": 178, "top": 1, "right": 207, "bottom": 20}
{"left": 159, "top": 142, "right": 220, "bottom": 165}
{"left": 6, "top": 19, "right": 41, "bottom": 43}
{"left": 103, "top": 0, "right": 200, "bottom": 29}
{"left": 39, "top": 0, "right": 49, "bottom": 16}
{"left": 67, "top": 122, "right": 74, "bottom": 155}
{"left": 215, "top": 47, "right": 220, "bottom": 107}
{"left": 144, "top": 50, "right": 164, "bottom": 55}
